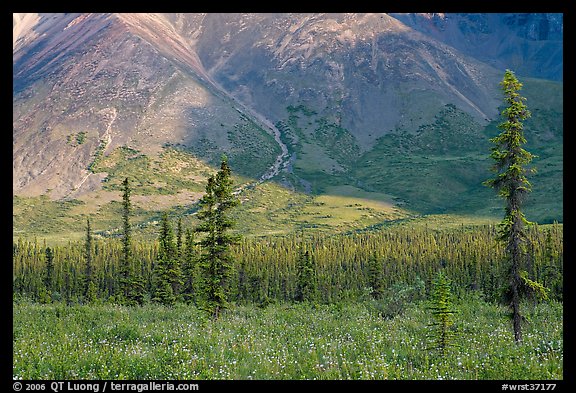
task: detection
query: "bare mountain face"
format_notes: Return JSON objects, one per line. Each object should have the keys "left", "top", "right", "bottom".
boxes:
{"left": 13, "top": 13, "right": 563, "bottom": 225}
{"left": 391, "top": 13, "right": 563, "bottom": 82}
{"left": 183, "top": 13, "right": 503, "bottom": 148}
{"left": 13, "top": 13, "right": 279, "bottom": 199}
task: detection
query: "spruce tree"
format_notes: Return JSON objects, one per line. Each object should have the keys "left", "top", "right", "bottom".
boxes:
{"left": 40, "top": 246, "right": 55, "bottom": 303}
{"left": 84, "top": 218, "right": 97, "bottom": 303}
{"left": 175, "top": 217, "right": 185, "bottom": 299}
{"left": 295, "top": 248, "right": 317, "bottom": 302}
{"left": 118, "top": 178, "right": 131, "bottom": 303}
{"left": 196, "top": 156, "right": 240, "bottom": 319}
{"left": 169, "top": 225, "right": 183, "bottom": 299}
{"left": 368, "top": 252, "right": 384, "bottom": 299}
{"left": 45, "top": 246, "right": 54, "bottom": 292}
{"left": 427, "top": 270, "right": 457, "bottom": 356}
{"left": 118, "top": 177, "right": 145, "bottom": 306}
{"left": 484, "top": 69, "right": 540, "bottom": 342}
{"left": 182, "top": 228, "right": 197, "bottom": 304}
{"left": 152, "top": 212, "right": 182, "bottom": 306}
{"left": 176, "top": 217, "right": 183, "bottom": 260}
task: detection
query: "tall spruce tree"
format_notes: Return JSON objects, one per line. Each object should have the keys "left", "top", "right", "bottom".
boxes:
{"left": 196, "top": 156, "right": 240, "bottom": 319}
{"left": 43, "top": 246, "right": 54, "bottom": 303}
{"left": 84, "top": 218, "right": 97, "bottom": 303}
{"left": 118, "top": 177, "right": 131, "bottom": 303}
{"left": 118, "top": 177, "right": 145, "bottom": 306}
{"left": 484, "top": 69, "right": 539, "bottom": 343}
{"left": 152, "top": 212, "right": 183, "bottom": 306}
{"left": 44, "top": 246, "right": 54, "bottom": 291}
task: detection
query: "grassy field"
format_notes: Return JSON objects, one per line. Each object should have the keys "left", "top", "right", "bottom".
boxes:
{"left": 13, "top": 179, "right": 417, "bottom": 243}
{"left": 13, "top": 294, "right": 562, "bottom": 380}
{"left": 230, "top": 182, "right": 412, "bottom": 236}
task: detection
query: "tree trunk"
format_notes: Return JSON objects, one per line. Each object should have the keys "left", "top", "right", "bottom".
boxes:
{"left": 511, "top": 208, "right": 523, "bottom": 343}
{"left": 511, "top": 270, "right": 522, "bottom": 342}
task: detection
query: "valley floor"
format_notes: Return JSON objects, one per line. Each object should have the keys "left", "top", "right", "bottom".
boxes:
{"left": 13, "top": 295, "right": 562, "bottom": 380}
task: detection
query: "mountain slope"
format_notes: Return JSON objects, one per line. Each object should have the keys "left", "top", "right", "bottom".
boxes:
{"left": 13, "top": 13, "right": 282, "bottom": 200}
{"left": 13, "top": 13, "right": 563, "bottom": 239}
{"left": 184, "top": 13, "right": 503, "bottom": 148}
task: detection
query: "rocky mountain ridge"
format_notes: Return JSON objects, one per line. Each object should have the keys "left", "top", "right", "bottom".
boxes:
{"left": 13, "top": 13, "right": 563, "bottom": 227}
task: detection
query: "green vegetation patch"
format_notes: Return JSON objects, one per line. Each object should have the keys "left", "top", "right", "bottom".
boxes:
{"left": 276, "top": 104, "right": 362, "bottom": 193}
{"left": 13, "top": 296, "right": 562, "bottom": 379}
{"left": 352, "top": 103, "right": 562, "bottom": 223}
{"left": 91, "top": 146, "right": 208, "bottom": 195}
{"left": 13, "top": 195, "right": 85, "bottom": 240}
{"left": 231, "top": 182, "right": 312, "bottom": 235}
{"left": 75, "top": 132, "right": 87, "bottom": 145}
{"left": 185, "top": 117, "right": 281, "bottom": 180}
{"left": 226, "top": 118, "right": 282, "bottom": 177}
{"left": 88, "top": 139, "right": 107, "bottom": 173}
{"left": 65, "top": 131, "right": 89, "bottom": 146}
{"left": 232, "top": 182, "right": 411, "bottom": 236}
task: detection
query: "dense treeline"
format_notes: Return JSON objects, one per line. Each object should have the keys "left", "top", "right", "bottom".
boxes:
{"left": 13, "top": 222, "right": 563, "bottom": 306}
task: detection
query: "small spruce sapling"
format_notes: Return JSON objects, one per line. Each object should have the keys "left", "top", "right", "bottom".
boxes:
{"left": 427, "top": 270, "right": 458, "bottom": 356}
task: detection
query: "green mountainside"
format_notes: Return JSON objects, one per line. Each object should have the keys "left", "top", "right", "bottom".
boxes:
{"left": 13, "top": 77, "right": 562, "bottom": 243}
